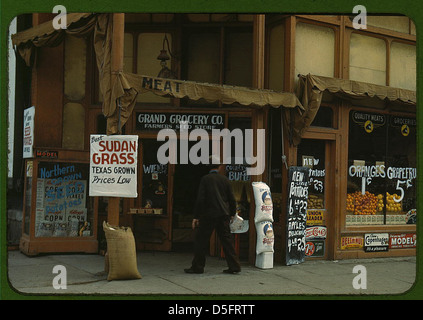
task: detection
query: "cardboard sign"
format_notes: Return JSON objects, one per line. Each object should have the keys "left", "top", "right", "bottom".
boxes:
{"left": 285, "top": 166, "right": 309, "bottom": 266}
{"left": 89, "top": 135, "right": 138, "bottom": 198}
{"left": 23, "top": 106, "right": 35, "bottom": 158}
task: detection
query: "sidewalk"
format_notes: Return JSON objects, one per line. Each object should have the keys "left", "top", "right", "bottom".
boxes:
{"left": 5, "top": 250, "right": 417, "bottom": 297}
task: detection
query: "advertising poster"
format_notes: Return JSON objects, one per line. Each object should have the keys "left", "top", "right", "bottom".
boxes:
{"left": 89, "top": 135, "right": 138, "bottom": 197}
{"left": 23, "top": 106, "right": 35, "bottom": 158}
{"left": 364, "top": 233, "right": 389, "bottom": 252}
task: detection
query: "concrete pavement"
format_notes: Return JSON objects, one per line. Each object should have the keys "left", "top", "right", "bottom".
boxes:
{"left": 4, "top": 250, "right": 418, "bottom": 298}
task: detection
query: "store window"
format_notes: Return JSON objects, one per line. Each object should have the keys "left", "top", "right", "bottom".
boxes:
{"left": 227, "top": 117, "right": 252, "bottom": 220}
{"left": 295, "top": 22, "right": 335, "bottom": 85}
{"left": 140, "top": 140, "right": 169, "bottom": 214}
{"left": 268, "top": 23, "right": 285, "bottom": 92}
{"left": 389, "top": 41, "right": 416, "bottom": 91}
{"left": 349, "top": 33, "right": 386, "bottom": 86}
{"left": 346, "top": 110, "right": 416, "bottom": 225}
{"left": 137, "top": 33, "right": 173, "bottom": 104}
{"left": 310, "top": 106, "right": 334, "bottom": 128}
{"left": 35, "top": 162, "right": 93, "bottom": 237}
{"left": 63, "top": 35, "right": 86, "bottom": 150}
{"left": 182, "top": 27, "right": 253, "bottom": 107}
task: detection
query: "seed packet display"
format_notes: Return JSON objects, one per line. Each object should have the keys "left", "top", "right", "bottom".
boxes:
{"left": 256, "top": 221, "right": 275, "bottom": 254}
{"left": 53, "top": 222, "right": 68, "bottom": 237}
{"left": 36, "top": 221, "right": 54, "bottom": 237}
{"left": 252, "top": 182, "right": 274, "bottom": 223}
{"left": 68, "top": 219, "right": 80, "bottom": 237}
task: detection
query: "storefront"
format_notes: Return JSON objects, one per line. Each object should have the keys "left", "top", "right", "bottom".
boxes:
{"left": 11, "top": 13, "right": 416, "bottom": 262}
{"left": 290, "top": 74, "right": 416, "bottom": 260}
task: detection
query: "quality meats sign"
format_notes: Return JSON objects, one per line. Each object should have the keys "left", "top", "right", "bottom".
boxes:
{"left": 89, "top": 135, "right": 138, "bottom": 197}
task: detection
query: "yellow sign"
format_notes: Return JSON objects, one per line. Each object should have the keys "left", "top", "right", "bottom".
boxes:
{"left": 341, "top": 236, "right": 364, "bottom": 250}
{"left": 401, "top": 124, "right": 410, "bottom": 137}
{"left": 306, "top": 209, "right": 325, "bottom": 226}
{"left": 364, "top": 120, "right": 374, "bottom": 133}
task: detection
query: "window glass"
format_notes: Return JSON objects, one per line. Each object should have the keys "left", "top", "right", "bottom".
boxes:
{"left": 311, "top": 106, "right": 333, "bottom": 128}
{"left": 62, "top": 103, "right": 85, "bottom": 150}
{"left": 349, "top": 33, "right": 386, "bottom": 86}
{"left": 187, "top": 32, "right": 220, "bottom": 83}
{"left": 346, "top": 110, "right": 417, "bottom": 225}
{"left": 295, "top": 23, "right": 335, "bottom": 84}
{"left": 35, "top": 162, "right": 92, "bottom": 237}
{"left": 64, "top": 35, "right": 86, "bottom": 101}
{"left": 140, "top": 140, "right": 168, "bottom": 214}
{"left": 390, "top": 41, "right": 416, "bottom": 91}
{"left": 225, "top": 32, "right": 252, "bottom": 87}
{"left": 137, "top": 33, "right": 172, "bottom": 103}
{"left": 268, "top": 24, "right": 285, "bottom": 92}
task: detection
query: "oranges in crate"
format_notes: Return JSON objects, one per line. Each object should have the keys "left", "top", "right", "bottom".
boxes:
{"left": 346, "top": 191, "right": 378, "bottom": 215}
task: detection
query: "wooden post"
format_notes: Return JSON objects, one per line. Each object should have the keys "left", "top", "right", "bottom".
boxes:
{"left": 107, "top": 13, "right": 125, "bottom": 226}
{"left": 249, "top": 14, "right": 267, "bottom": 264}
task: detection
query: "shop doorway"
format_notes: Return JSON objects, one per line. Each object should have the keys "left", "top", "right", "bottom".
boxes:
{"left": 296, "top": 137, "right": 335, "bottom": 260}
{"left": 171, "top": 163, "right": 209, "bottom": 252}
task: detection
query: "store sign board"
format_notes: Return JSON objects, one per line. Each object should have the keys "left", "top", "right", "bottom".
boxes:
{"left": 306, "top": 209, "right": 325, "bottom": 226}
{"left": 23, "top": 106, "right": 35, "bottom": 158}
{"left": 36, "top": 150, "right": 58, "bottom": 159}
{"left": 305, "top": 226, "right": 327, "bottom": 239}
{"left": 341, "top": 236, "right": 364, "bottom": 250}
{"left": 305, "top": 240, "right": 325, "bottom": 257}
{"left": 364, "top": 233, "right": 389, "bottom": 252}
{"left": 389, "top": 233, "right": 416, "bottom": 249}
{"left": 136, "top": 112, "right": 226, "bottom": 131}
{"left": 89, "top": 135, "right": 138, "bottom": 198}
{"left": 285, "top": 166, "right": 309, "bottom": 266}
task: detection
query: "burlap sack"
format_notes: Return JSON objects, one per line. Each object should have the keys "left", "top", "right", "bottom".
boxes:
{"left": 103, "top": 221, "right": 142, "bottom": 281}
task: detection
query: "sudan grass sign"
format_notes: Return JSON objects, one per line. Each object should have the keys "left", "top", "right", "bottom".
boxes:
{"left": 89, "top": 135, "right": 138, "bottom": 197}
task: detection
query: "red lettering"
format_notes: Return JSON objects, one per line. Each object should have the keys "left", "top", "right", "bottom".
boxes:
{"left": 98, "top": 140, "right": 106, "bottom": 152}
{"left": 127, "top": 153, "right": 134, "bottom": 164}
{"left": 92, "top": 153, "right": 100, "bottom": 164}
{"left": 110, "top": 153, "right": 119, "bottom": 164}
{"left": 119, "top": 153, "right": 127, "bottom": 164}
{"left": 113, "top": 141, "right": 121, "bottom": 152}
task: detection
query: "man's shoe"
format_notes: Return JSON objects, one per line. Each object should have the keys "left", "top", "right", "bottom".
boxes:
{"left": 223, "top": 268, "right": 240, "bottom": 274}
{"left": 184, "top": 268, "right": 204, "bottom": 274}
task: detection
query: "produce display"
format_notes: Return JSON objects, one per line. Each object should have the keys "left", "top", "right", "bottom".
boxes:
{"left": 346, "top": 191, "right": 402, "bottom": 215}
{"left": 307, "top": 194, "right": 324, "bottom": 209}
{"left": 385, "top": 192, "right": 402, "bottom": 212}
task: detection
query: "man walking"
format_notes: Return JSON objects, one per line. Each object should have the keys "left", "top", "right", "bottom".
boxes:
{"left": 184, "top": 156, "right": 241, "bottom": 274}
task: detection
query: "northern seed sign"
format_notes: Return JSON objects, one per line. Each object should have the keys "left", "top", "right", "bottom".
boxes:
{"left": 89, "top": 135, "right": 138, "bottom": 197}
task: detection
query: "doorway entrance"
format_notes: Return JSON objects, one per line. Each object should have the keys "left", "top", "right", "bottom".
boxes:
{"left": 171, "top": 163, "right": 209, "bottom": 252}
{"left": 296, "top": 137, "right": 335, "bottom": 260}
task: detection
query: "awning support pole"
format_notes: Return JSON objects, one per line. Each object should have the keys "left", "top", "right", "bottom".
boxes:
{"left": 107, "top": 13, "right": 125, "bottom": 227}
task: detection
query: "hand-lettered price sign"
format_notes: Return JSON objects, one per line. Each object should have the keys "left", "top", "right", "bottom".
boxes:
{"left": 285, "top": 166, "right": 309, "bottom": 266}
